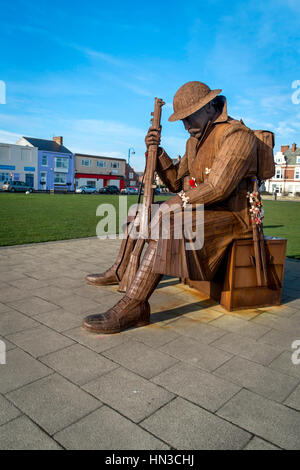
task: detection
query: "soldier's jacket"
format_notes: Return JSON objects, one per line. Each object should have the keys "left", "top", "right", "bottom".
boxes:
{"left": 152, "top": 99, "right": 258, "bottom": 281}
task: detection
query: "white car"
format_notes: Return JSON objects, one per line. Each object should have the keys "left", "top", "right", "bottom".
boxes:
{"left": 75, "top": 185, "right": 97, "bottom": 194}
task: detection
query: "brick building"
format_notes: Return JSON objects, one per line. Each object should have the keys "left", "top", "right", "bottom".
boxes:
{"left": 265, "top": 143, "right": 300, "bottom": 196}
{"left": 75, "top": 154, "right": 126, "bottom": 191}
{"left": 125, "top": 163, "right": 140, "bottom": 187}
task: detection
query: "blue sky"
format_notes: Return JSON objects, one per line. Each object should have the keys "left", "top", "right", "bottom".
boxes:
{"left": 0, "top": 0, "right": 300, "bottom": 170}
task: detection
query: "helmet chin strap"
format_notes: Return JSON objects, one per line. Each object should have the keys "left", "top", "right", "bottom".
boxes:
{"left": 188, "top": 119, "right": 212, "bottom": 140}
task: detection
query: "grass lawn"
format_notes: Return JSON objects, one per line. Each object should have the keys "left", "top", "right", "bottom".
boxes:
{"left": 0, "top": 193, "right": 299, "bottom": 259}
{"left": 0, "top": 192, "right": 170, "bottom": 247}
{"left": 263, "top": 199, "right": 300, "bottom": 259}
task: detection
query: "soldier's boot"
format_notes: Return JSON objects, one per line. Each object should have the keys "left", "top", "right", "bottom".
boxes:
{"left": 82, "top": 240, "right": 162, "bottom": 333}
{"left": 85, "top": 236, "right": 136, "bottom": 286}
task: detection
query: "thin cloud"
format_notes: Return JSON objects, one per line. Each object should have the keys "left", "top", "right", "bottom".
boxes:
{"left": 0, "top": 129, "right": 22, "bottom": 143}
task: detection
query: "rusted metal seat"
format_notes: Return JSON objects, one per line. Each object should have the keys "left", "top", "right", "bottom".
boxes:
{"left": 185, "top": 237, "right": 287, "bottom": 311}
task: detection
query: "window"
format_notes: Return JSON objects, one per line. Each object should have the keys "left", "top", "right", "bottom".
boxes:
{"left": 42, "top": 155, "right": 48, "bottom": 166}
{"left": 0, "top": 172, "right": 9, "bottom": 182}
{"left": 275, "top": 168, "right": 283, "bottom": 179}
{"left": 110, "top": 162, "right": 119, "bottom": 169}
{"left": 0, "top": 146, "right": 9, "bottom": 161}
{"left": 111, "top": 169, "right": 118, "bottom": 175}
{"left": 40, "top": 172, "right": 47, "bottom": 183}
{"left": 81, "top": 159, "right": 92, "bottom": 167}
{"left": 55, "top": 157, "right": 69, "bottom": 171}
{"left": 129, "top": 172, "right": 133, "bottom": 179}
{"left": 295, "top": 168, "right": 300, "bottom": 179}
{"left": 97, "top": 161, "right": 106, "bottom": 168}
{"left": 54, "top": 172, "right": 66, "bottom": 184}
{"left": 21, "top": 149, "right": 31, "bottom": 162}
{"left": 87, "top": 180, "right": 96, "bottom": 187}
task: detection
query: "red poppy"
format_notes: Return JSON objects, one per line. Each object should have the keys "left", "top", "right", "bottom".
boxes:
{"left": 189, "top": 178, "right": 196, "bottom": 188}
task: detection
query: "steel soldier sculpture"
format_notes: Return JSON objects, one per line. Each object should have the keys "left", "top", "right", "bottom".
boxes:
{"left": 82, "top": 81, "right": 271, "bottom": 334}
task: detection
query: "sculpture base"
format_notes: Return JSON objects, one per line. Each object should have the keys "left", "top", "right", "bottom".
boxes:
{"left": 185, "top": 238, "right": 287, "bottom": 312}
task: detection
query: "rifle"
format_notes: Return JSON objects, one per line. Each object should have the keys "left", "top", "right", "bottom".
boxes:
{"left": 250, "top": 178, "right": 268, "bottom": 287}
{"left": 117, "top": 97, "right": 165, "bottom": 292}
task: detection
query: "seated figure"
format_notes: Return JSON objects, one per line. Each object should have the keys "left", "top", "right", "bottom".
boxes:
{"left": 83, "top": 81, "right": 258, "bottom": 334}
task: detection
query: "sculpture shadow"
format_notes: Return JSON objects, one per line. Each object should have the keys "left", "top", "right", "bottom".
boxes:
{"left": 150, "top": 300, "right": 218, "bottom": 325}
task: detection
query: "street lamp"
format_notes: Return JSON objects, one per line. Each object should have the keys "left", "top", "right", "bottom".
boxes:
{"left": 127, "top": 147, "right": 135, "bottom": 184}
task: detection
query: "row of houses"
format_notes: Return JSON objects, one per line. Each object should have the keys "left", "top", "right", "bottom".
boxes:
{"left": 265, "top": 143, "right": 300, "bottom": 196}
{"left": 0, "top": 136, "right": 140, "bottom": 191}
{"left": 2, "top": 135, "right": 299, "bottom": 196}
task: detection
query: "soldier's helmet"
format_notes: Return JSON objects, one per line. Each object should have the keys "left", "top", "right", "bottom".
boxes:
{"left": 168, "top": 81, "right": 222, "bottom": 122}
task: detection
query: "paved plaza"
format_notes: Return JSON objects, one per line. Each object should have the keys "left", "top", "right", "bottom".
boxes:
{"left": 0, "top": 237, "right": 300, "bottom": 450}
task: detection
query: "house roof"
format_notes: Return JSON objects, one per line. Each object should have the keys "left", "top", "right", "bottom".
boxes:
{"left": 22, "top": 137, "right": 72, "bottom": 154}
{"left": 284, "top": 148, "right": 300, "bottom": 165}
{"left": 76, "top": 153, "right": 126, "bottom": 162}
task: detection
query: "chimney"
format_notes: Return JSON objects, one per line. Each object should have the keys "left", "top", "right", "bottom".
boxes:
{"left": 53, "top": 136, "right": 63, "bottom": 146}
{"left": 292, "top": 143, "right": 297, "bottom": 152}
{"left": 281, "top": 145, "right": 290, "bottom": 153}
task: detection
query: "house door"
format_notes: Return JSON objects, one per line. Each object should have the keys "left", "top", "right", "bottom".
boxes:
{"left": 25, "top": 173, "right": 34, "bottom": 187}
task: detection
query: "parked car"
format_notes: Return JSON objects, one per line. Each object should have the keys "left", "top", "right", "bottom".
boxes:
{"left": 121, "top": 186, "right": 139, "bottom": 195}
{"left": 140, "top": 187, "right": 160, "bottom": 195}
{"left": 2, "top": 181, "right": 33, "bottom": 193}
{"left": 98, "top": 185, "right": 120, "bottom": 194}
{"left": 75, "top": 185, "right": 97, "bottom": 194}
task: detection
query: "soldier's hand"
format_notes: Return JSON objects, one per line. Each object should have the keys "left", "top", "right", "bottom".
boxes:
{"left": 145, "top": 126, "right": 161, "bottom": 150}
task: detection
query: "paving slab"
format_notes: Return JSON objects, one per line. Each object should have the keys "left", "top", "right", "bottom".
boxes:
{"left": 0, "top": 309, "right": 39, "bottom": 336}
{"left": 1, "top": 238, "right": 299, "bottom": 450}
{"left": 7, "top": 325, "right": 75, "bottom": 358}
{"left": 159, "top": 336, "right": 233, "bottom": 372}
{"left": 269, "top": 350, "right": 300, "bottom": 378}
{"left": 243, "top": 437, "right": 280, "bottom": 450}
{"left": 64, "top": 326, "right": 130, "bottom": 353}
{"left": 83, "top": 367, "right": 175, "bottom": 422}
{"left": 102, "top": 340, "right": 178, "bottom": 379}
{"left": 141, "top": 397, "right": 251, "bottom": 450}
{"left": 217, "top": 389, "right": 300, "bottom": 450}
{"left": 40, "top": 343, "right": 118, "bottom": 385}
{"left": 7, "top": 373, "right": 102, "bottom": 435}
{"left": 7, "top": 296, "right": 61, "bottom": 317}
{"left": 0, "top": 336, "right": 16, "bottom": 352}
{"left": 0, "top": 286, "right": 33, "bottom": 302}
{"left": 124, "top": 323, "right": 179, "bottom": 348}
{"left": 0, "top": 271, "right": 27, "bottom": 283}
{"left": 184, "top": 307, "right": 224, "bottom": 322}
{"left": 34, "top": 309, "right": 82, "bottom": 332}
{"left": 211, "top": 332, "right": 283, "bottom": 365}
{"left": 0, "top": 348, "right": 53, "bottom": 394}
{"left": 152, "top": 362, "right": 241, "bottom": 412}
{"left": 0, "top": 416, "right": 62, "bottom": 450}
{"left": 0, "top": 394, "right": 21, "bottom": 426}
{"left": 209, "top": 315, "right": 271, "bottom": 339}
{"left": 214, "top": 356, "right": 298, "bottom": 402}
{"left": 258, "top": 329, "right": 300, "bottom": 351}
{"left": 166, "top": 316, "right": 227, "bottom": 343}
{"left": 284, "top": 385, "right": 300, "bottom": 411}
{"left": 54, "top": 406, "right": 169, "bottom": 450}
{"left": 7, "top": 277, "right": 52, "bottom": 290}
{"left": 31, "top": 286, "right": 71, "bottom": 303}
{"left": 252, "top": 312, "right": 300, "bottom": 335}
{"left": 52, "top": 294, "right": 104, "bottom": 315}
